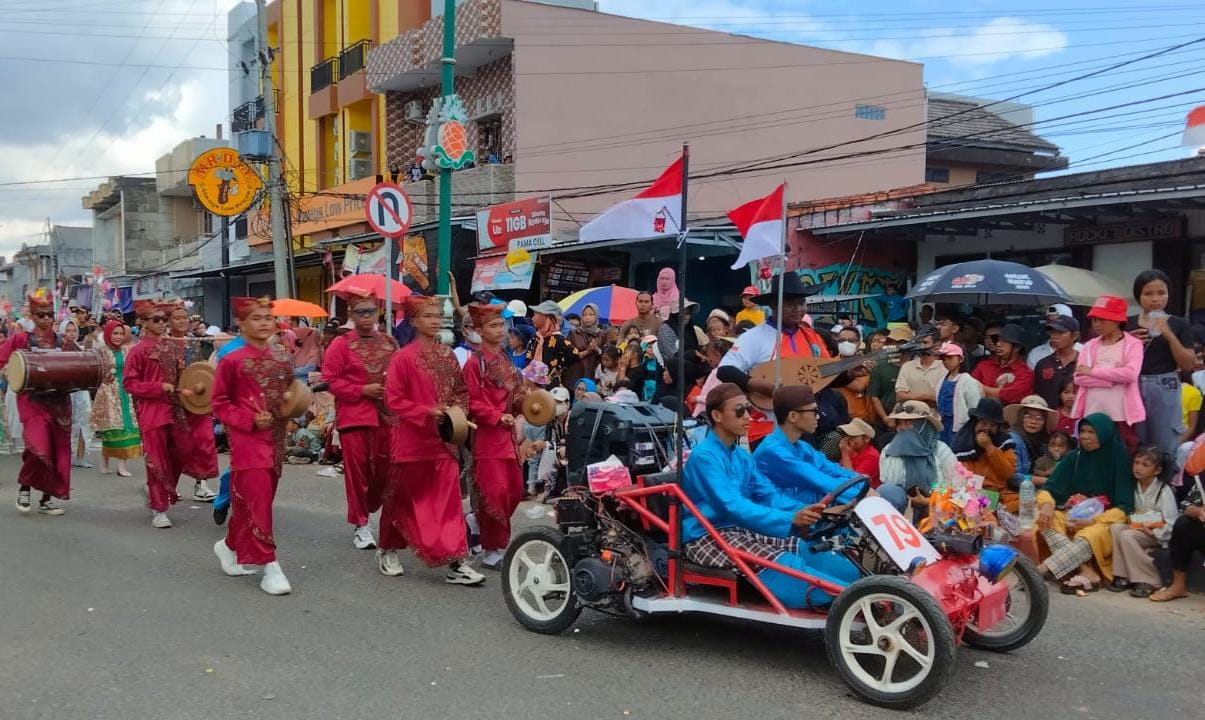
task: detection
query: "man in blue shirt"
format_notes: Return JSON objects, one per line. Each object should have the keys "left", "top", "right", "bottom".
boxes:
{"left": 753, "top": 385, "right": 862, "bottom": 506}
{"left": 681, "top": 383, "right": 860, "bottom": 609}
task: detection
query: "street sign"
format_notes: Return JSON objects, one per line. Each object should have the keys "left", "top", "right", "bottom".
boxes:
{"left": 188, "top": 148, "right": 263, "bottom": 217}
{"left": 364, "top": 182, "right": 413, "bottom": 238}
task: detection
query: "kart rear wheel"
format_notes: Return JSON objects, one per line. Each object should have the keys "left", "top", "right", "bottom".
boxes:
{"left": 824, "top": 575, "right": 956, "bottom": 710}
{"left": 502, "top": 527, "right": 581, "bottom": 635}
{"left": 963, "top": 552, "right": 1049, "bottom": 653}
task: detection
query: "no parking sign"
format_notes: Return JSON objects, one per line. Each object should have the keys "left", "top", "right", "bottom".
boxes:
{"left": 364, "top": 182, "right": 413, "bottom": 238}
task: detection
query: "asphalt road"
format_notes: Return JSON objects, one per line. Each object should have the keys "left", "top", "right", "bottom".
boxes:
{"left": 2, "top": 457, "right": 1203, "bottom": 720}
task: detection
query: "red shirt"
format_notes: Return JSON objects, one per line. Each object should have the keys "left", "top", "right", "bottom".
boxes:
{"left": 848, "top": 444, "right": 881, "bottom": 488}
{"left": 385, "top": 338, "right": 469, "bottom": 463}
{"left": 971, "top": 356, "right": 1034, "bottom": 406}
{"left": 123, "top": 336, "right": 180, "bottom": 431}
{"left": 464, "top": 347, "right": 523, "bottom": 461}
{"left": 211, "top": 343, "right": 294, "bottom": 471}
{"left": 321, "top": 331, "right": 397, "bottom": 431}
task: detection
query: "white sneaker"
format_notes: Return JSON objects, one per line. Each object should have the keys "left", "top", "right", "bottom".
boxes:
{"left": 192, "top": 481, "right": 217, "bottom": 502}
{"left": 16, "top": 488, "right": 32, "bottom": 513}
{"left": 213, "top": 539, "right": 257, "bottom": 576}
{"left": 151, "top": 512, "right": 172, "bottom": 529}
{"left": 260, "top": 562, "right": 292, "bottom": 595}
{"left": 377, "top": 550, "right": 405, "bottom": 577}
{"left": 445, "top": 560, "right": 486, "bottom": 586}
{"left": 353, "top": 525, "right": 377, "bottom": 550}
{"left": 480, "top": 549, "right": 505, "bottom": 571}
{"left": 38, "top": 498, "right": 65, "bottom": 516}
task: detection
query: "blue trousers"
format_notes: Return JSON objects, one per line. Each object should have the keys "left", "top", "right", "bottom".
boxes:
{"left": 759, "top": 547, "right": 861, "bottom": 609}
{"left": 214, "top": 468, "right": 231, "bottom": 513}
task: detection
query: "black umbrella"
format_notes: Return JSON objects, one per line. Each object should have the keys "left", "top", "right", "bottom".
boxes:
{"left": 907, "top": 259, "right": 1072, "bottom": 306}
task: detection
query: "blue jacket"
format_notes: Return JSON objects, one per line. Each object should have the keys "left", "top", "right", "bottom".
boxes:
{"left": 680, "top": 432, "right": 799, "bottom": 545}
{"left": 753, "top": 426, "right": 859, "bottom": 505}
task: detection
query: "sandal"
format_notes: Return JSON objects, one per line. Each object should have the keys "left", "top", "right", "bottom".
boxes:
{"left": 1149, "top": 587, "right": 1188, "bottom": 602}
{"left": 1060, "top": 574, "right": 1100, "bottom": 594}
{"left": 1106, "top": 578, "right": 1131, "bottom": 593}
{"left": 1128, "top": 584, "right": 1156, "bottom": 598}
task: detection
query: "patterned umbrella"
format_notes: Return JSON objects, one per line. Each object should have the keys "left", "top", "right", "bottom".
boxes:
{"left": 907, "top": 259, "right": 1071, "bottom": 306}
{"left": 557, "top": 285, "right": 638, "bottom": 324}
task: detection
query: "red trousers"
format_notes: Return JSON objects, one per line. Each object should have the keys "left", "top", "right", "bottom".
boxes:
{"left": 473, "top": 458, "right": 523, "bottom": 551}
{"left": 142, "top": 426, "right": 181, "bottom": 512}
{"left": 175, "top": 413, "right": 219, "bottom": 481}
{"left": 339, "top": 426, "right": 390, "bottom": 527}
{"left": 18, "top": 408, "right": 72, "bottom": 499}
{"left": 380, "top": 458, "right": 468, "bottom": 567}
{"left": 225, "top": 467, "right": 281, "bottom": 566}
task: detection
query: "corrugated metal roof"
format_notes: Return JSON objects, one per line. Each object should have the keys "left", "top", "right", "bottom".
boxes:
{"left": 927, "top": 98, "right": 1059, "bottom": 153}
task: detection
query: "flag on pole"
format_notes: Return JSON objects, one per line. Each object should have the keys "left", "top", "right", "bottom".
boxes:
{"left": 727, "top": 183, "right": 785, "bottom": 270}
{"left": 1182, "top": 105, "right": 1205, "bottom": 147}
{"left": 579, "top": 157, "right": 684, "bottom": 242}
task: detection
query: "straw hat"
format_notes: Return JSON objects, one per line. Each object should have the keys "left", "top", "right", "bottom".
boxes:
{"left": 887, "top": 400, "right": 943, "bottom": 432}
{"left": 1004, "top": 395, "right": 1058, "bottom": 431}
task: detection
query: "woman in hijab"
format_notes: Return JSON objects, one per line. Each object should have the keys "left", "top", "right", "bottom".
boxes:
{"left": 951, "top": 397, "right": 1019, "bottom": 509}
{"left": 879, "top": 401, "right": 963, "bottom": 519}
{"left": 59, "top": 319, "right": 95, "bottom": 468}
{"left": 565, "top": 302, "right": 606, "bottom": 390}
{"left": 89, "top": 320, "right": 141, "bottom": 477}
{"left": 507, "top": 324, "right": 534, "bottom": 370}
{"left": 1034, "top": 413, "right": 1134, "bottom": 593}
{"left": 651, "top": 267, "right": 680, "bottom": 321}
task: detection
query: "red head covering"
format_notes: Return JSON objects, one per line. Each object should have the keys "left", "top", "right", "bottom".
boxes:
{"left": 102, "top": 319, "right": 125, "bottom": 349}
{"left": 1088, "top": 295, "right": 1128, "bottom": 324}
{"left": 232, "top": 296, "right": 272, "bottom": 321}
{"left": 133, "top": 299, "right": 158, "bottom": 319}
{"left": 26, "top": 290, "right": 52, "bottom": 311}
{"left": 403, "top": 294, "right": 440, "bottom": 318}
{"left": 347, "top": 294, "right": 380, "bottom": 310}
{"left": 167, "top": 299, "right": 189, "bottom": 317}
{"left": 467, "top": 303, "right": 503, "bottom": 327}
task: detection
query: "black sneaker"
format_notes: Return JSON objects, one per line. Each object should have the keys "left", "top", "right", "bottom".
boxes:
{"left": 213, "top": 505, "right": 229, "bottom": 526}
{"left": 37, "top": 498, "right": 65, "bottom": 516}
{"left": 15, "top": 488, "right": 31, "bottom": 513}
{"left": 1107, "top": 577, "right": 1131, "bottom": 593}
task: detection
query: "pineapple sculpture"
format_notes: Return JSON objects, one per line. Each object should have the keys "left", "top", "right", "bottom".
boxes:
{"left": 418, "top": 95, "right": 477, "bottom": 172}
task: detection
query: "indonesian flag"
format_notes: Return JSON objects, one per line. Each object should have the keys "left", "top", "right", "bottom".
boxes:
{"left": 1183, "top": 105, "right": 1205, "bottom": 147}
{"left": 579, "top": 157, "right": 683, "bottom": 242}
{"left": 727, "top": 183, "right": 785, "bottom": 270}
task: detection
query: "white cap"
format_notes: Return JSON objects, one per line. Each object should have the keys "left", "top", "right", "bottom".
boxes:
{"left": 205, "top": 325, "right": 221, "bottom": 336}
{"left": 1047, "top": 303, "right": 1073, "bottom": 318}
{"left": 550, "top": 387, "right": 571, "bottom": 402}
{"left": 507, "top": 299, "right": 528, "bottom": 317}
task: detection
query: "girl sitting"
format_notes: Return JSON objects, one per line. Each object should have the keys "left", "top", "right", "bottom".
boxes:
{"left": 1108, "top": 447, "right": 1179, "bottom": 598}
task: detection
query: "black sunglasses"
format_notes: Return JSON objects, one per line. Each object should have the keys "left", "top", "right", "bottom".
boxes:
{"left": 987, "top": 333, "right": 1000, "bottom": 342}
{"left": 352, "top": 308, "right": 377, "bottom": 317}
{"left": 729, "top": 403, "right": 754, "bottom": 418}
{"left": 793, "top": 406, "right": 819, "bottom": 415}
{"left": 147, "top": 316, "right": 168, "bottom": 323}
{"left": 33, "top": 311, "right": 54, "bottom": 319}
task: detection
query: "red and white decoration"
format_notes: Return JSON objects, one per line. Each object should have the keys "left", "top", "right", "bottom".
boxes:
{"left": 1182, "top": 105, "right": 1205, "bottom": 148}
{"left": 579, "top": 157, "right": 683, "bottom": 242}
{"left": 727, "top": 183, "right": 785, "bottom": 270}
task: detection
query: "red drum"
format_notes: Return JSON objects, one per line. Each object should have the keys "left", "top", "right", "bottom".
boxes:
{"left": 5, "top": 350, "right": 104, "bottom": 394}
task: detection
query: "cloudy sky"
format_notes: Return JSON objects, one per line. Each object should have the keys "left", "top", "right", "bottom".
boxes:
{"left": 0, "top": 0, "right": 1201, "bottom": 260}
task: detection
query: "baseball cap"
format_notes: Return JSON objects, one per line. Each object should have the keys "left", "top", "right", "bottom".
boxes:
{"left": 1046, "top": 303, "right": 1073, "bottom": 318}
{"left": 936, "top": 342, "right": 964, "bottom": 358}
{"left": 1045, "top": 315, "right": 1080, "bottom": 333}
{"left": 837, "top": 417, "right": 876, "bottom": 439}
{"left": 323, "top": 318, "right": 343, "bottom": 333}
{"left": 550, "top": 387, "right": 571, "bottom": 402}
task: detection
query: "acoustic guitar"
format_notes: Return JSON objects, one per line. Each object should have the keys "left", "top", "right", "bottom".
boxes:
{"left": 748, "top": 347, "right": 899, "bottom": 411}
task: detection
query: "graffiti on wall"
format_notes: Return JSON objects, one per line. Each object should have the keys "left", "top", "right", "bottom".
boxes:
{"left": 794, "top": 263, "right": 907, "bottom": 328}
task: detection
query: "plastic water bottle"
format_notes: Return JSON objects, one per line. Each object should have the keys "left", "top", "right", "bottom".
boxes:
{"left": 1018, "top": 476, "right": 1036, "bottom": 530}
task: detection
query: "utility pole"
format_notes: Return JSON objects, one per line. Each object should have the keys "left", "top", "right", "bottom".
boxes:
{"left": 436, "top": 0, "right": 455, "bottom": 296}
{"left": 256, "top": 0, "right": 290, "bottom": 300}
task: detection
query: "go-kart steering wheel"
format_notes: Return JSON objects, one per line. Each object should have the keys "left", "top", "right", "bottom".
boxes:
{"left": 804, "top": 474, "right": 873, "bottom": 539}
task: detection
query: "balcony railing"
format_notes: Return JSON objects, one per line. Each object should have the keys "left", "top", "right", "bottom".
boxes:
{"left": 311, "top": 57, "right": 338, "bottom": 92}
{"left": 231, "top": 96, "right": 265, "bottom": 133}
{"left": 338, "top": 39, "right": 371, "bottom": 79}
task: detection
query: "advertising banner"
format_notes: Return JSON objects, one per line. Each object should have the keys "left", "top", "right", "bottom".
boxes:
{"left": 471, "top": 253, "right": 537, "bottom": 293}
{"left": 476, "top": 196, "right": 552, "bottom": 252}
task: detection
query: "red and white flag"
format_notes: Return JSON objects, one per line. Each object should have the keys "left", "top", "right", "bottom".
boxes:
{"left": 579, "top": 156, "right": 683, "bottom": 242}
{"left": 1182, "top": 105, "right": 1205, "bottom": 147}
{"left": 727, "top": 183, "right": 785, "bottom": 270}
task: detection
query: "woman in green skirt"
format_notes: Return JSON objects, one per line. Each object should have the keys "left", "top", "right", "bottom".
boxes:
{"left": 90, "top": 320, "right": 140, "bottom": 476}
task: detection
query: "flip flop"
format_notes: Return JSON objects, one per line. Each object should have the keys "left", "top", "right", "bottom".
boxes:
{"left": 1149, "top": 587, "right": 1188, "bottom": 602}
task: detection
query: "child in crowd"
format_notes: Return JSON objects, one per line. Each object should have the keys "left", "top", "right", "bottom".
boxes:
{"left": 285, "top": 417, "right": 323, "bottom": 463}
{"left": 1055, "top": 379, "right": 1078, "bottom": 436}
{"left": 1109, "top": 447, "right": 1179, "bottom": 598}
{"left": 594, "top": 345, "right": 620, "bottom": 397}
{"left": 1030, "top": 430, "right": 1073, "bottom": 487}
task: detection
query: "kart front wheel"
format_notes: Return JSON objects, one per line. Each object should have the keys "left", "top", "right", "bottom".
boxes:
{"left": 824, "top": 575, "right": 956, "bottom": 710}
{"left": 502, "top": 527, "right": 581, "bottom": 635}
{"left": 963, "top": 552, "right": 1049, "bottom": 653}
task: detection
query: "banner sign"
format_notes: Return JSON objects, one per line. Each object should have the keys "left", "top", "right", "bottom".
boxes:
{"left": 471, "top": 254, "right": 537, "bottom": 293}
{"left": 1064, "top": 218, "right": 1184, "bottom": 246}
{"left": 341, "top": 242, "right": 389, "bottom": 276}
{"left": 545, "top": 257, "right": 591, "bottom": 296}
{"left": 476, "top": 196, "right": 553, "bottom": 252}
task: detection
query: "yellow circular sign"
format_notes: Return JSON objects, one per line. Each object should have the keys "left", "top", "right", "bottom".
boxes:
{"left": 505, "top": 247, "right": 532, "bottom": 274}
{"left": 188, "top": 148, "right": 264, "bottom": 217}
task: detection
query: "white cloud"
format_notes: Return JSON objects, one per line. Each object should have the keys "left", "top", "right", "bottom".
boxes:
{"left": 858, "top": 17, "right": 1069, "bottom": 66}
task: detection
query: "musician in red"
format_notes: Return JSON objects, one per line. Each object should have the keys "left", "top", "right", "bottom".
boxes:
{"left": 463, "top": 303, "right": 525, "bottom": 570}
{"left": 124, "top": 299, "right": 187, "bottom": 529}
{"left": 211, "top": 297, "right": 294, "bottom": 596}
{"left": 380, "top": 294, "right": 485, "bottom": 585}
{"left": 0, "top": 290, "right": 71, "bottom": 515}
{"left": 167, "top": 300, "right": 219, "bottom": 502}
{"left": 321, "top": 293, "right": 397, "bottom": 550}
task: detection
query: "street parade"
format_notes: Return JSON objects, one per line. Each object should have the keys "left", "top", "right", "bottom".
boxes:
{"left": 2, "top": 1, "right": 1205, "bottom": 718}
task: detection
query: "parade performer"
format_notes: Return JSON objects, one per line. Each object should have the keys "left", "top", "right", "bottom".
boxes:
{"left": 59, "top": 319, "right": 95, "bottom": 468}
{"left": 380, "top": 294, "right": 485, "bottom": 585}
{"left": 463, "top": 303, "right": 525, "bottom": 570}
{"left": 210, "top": 296, "right": 294, "bottom": 595}
{"left": 0, "top": 291, "right": 71, "bottom": 515}
{"left": 321, "top": 294, "right": 397, "bottom": 550}
{"left": 91, "top": 320, "right": 141, "bottom": 476}
{"left": 124, "top": 299, "right": 187, "bottom": 529}
{"left": 168, "top": 301, "right": 218, "bottom": 501}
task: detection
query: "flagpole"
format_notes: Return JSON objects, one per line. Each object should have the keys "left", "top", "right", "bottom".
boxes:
{"left": 384, "top": 236, "right": 394, "bottom": 332}
{"left": 774, "top": 180, "right": 788, "bottom": 387}
{"left": 676, "top": 143, "right": 690, "bottom": 477}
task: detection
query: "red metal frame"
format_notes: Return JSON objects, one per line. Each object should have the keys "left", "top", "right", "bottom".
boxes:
{"left": 614, "top": 481, "right": 847, "bottom": 617}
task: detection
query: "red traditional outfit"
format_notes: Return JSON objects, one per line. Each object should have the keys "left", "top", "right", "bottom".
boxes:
{"left": 211, "top": 298, "right": 294, "bottom": 566}
{"left": 170, "top": 319, "right": 219, "bottom": 482}
{"left": 322, "top": 323, "right": 397, "bottom": 528}
{"left": 0, "top": 294, "right": 72, "bottom": 501}
{"left": 123, "top": 300, "right": 185, "bottom": 512}
{"left": 383, "top": 296, "right": 471, "bottom": 567}
{"left": 463, "top": 304, "right": 524, "bottom": 552}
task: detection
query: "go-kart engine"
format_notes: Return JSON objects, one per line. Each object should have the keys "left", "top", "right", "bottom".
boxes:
{"left": 573, "top": 528, "right": 659, "bottom": 604}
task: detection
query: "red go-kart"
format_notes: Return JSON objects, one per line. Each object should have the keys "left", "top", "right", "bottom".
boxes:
{"left": 501, "top": 473, "right": 1048, "bottom": 710}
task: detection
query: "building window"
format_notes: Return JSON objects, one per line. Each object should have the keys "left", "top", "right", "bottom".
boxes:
{"left": 925, "top": 167, "right": 950, "bottom": 183}
{"left": 478, "top": 116, "right": 502, "bottom": 163}
{"left": 855, "top": 104, "right": 886, "bottom": 120}
{"left": 976, "top": 171, "right": 1014, "bottom": 184}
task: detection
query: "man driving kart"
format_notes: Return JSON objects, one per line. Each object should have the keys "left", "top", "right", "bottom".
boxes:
{"left": 753, "top": 385, "right": 863, "bottom": 506}
{"left": 681, "top": 382, "right": 862, "bottom": 609}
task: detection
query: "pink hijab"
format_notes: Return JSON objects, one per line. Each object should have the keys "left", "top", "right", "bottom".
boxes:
{"left": 652, "top": 267, "right": 680, "bottom": 320}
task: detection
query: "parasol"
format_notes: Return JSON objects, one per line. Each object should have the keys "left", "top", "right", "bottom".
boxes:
{"left": 270, "top": 299, "right": 329, "bottom": 317}
{"left": 907, "top": 259, "right": 1071, "bottom": 306}
{"left": 557, "top": 285, "right": 638, "bottom": 324}
{"left": 327, "top": 274, "right": 413, "bottom": 306}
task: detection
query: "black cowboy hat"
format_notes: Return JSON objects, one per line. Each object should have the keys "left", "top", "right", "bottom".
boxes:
{"left": 752, "top": 273, "right": 825, "bottom": 305}
{"left": 968, "top": 397, "right": 1006, "bottom": 425}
